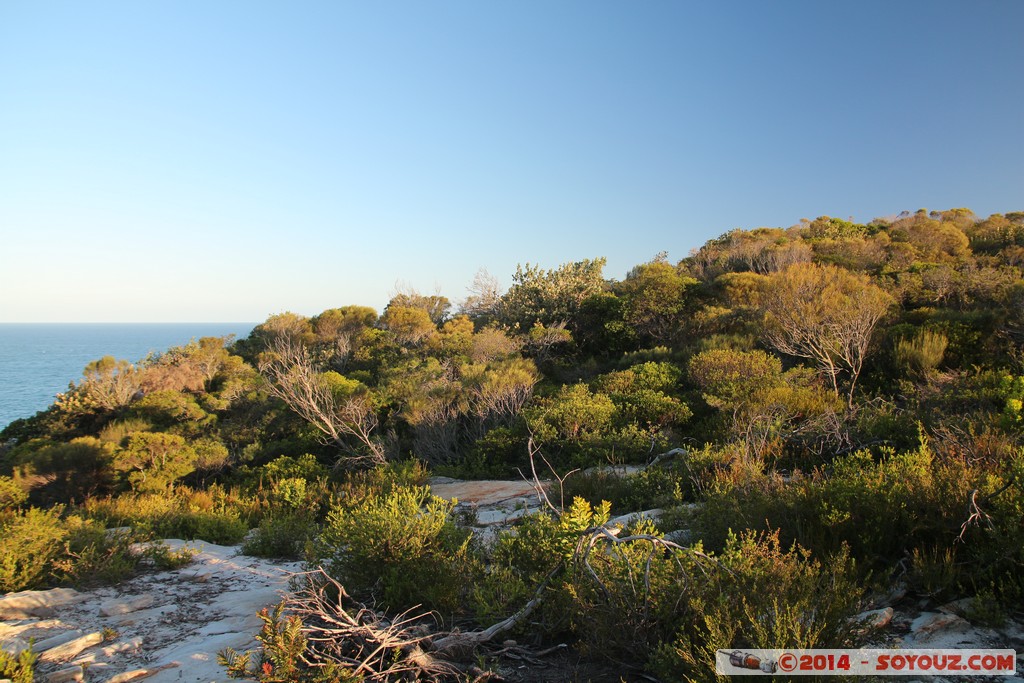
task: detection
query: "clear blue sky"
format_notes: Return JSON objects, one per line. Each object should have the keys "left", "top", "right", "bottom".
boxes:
{"left": 1, "top": 1, "right": 1022, "bottom": 322}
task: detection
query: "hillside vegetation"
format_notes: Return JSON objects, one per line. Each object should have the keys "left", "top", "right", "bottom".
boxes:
{"left": 3, "top": 207, "right": 1024, "bottom": 681}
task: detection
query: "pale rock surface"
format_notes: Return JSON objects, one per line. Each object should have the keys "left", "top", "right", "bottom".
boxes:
{"left": 99, "top": 595, "right": 156, "bottom": 617}
{"left": 0, "top": 588, "right": 85, "bottom": 620}
{"left": 0, "top": 540, "right": 301, "bottom": 683}
{"left": 607, "top": 508, "right": 663, "bottom": 530}
{"left": 908, "top": 611, "right": 972, "bottom": 641}
{"left": 39, "top": 632, "right": 103, "bottom": 663}
{"left": 43, "top": 665, "right": 83, "bottom": 683}
{"left": 428, "top": 476, "right": 547, "bottom": 534}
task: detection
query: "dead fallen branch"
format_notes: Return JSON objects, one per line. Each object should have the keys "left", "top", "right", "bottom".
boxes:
{"left": 573, "top": 525, "right": 720, "bottom": 605}
{"left": 287, "top": 569, "right": 458, "bottom": 681}
{"left": 225, "top": 566, "right": 567, "bottom": 681}
{"left": 429, "top": 560, "right": 563, "bottom": 660}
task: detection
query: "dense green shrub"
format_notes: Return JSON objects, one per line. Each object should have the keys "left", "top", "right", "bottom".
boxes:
{"left": 0, "top": 644, "right": 37, "bottom": 683}
{"left": 691, "top": 442, "right": 1024, "bottom": 604}
{"left": 472, "top": 497, "right": 611, "bottom": 634}
{"left": 647, "top": 533, "right": 864, "bottom": 682}
{"left": 261, "top": 453, "right": 329, "bottom": 482}
{"left": 243, "top": 512, "right": 317, "bottom": 559}
{"left": 560, "top": 465, "right": 685, "bottom": 514}
{"left": 0, "top": 507, "right": 146, "bottom": 592}
{"left": 50, "top": 516, "right": 141, "bottom": 586}
{"left": 312, "top": 485, "right": 473, "bottom": 614}
{"left": 84, "top": 489, "right": 250, "bottom": 545}
{"left": 0, "top": 506, "right": 68, "bottom": 591}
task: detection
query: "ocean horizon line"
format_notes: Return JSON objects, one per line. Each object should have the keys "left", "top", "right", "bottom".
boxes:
{"left": 0, "top": 321, "right": 260, "bottom": 325}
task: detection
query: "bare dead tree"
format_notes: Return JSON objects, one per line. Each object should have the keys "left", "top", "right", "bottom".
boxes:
{"left": 258, "top": 336, "right": 386, "bottom": 467}
{"left": 460, "top": 268, "right": 503, "bottom": 321}
{"left": 523, "top": 436, "right": 577, "bottom": 514}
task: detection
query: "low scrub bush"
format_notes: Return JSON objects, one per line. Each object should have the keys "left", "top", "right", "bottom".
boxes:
{"left": 0, "top": 507, "right": 147, "bottom": 592}
{"left": 312, "top": 485, "right": 473, "bottom": 615}
{"left": 138, "top": 541, "right": 198, "bottom": 570}
{"left": 692, "top": 442, "right": 1024, "bottom": 605}
{"left": 83, "top": 488, "right": 250, "bottom": 544}
{"left": 0, "top": 644, "right": 37, "bottom": 683}
{"left": 0, "top": 506, "right": 68, "bottom": 591}
{"left": 473, "top": 497, "right": 611, "bottom": 635}
{"left": 50, "top": 516, "right": 141, "bottom": 586}
{"left": 648, "top": 532, "right": 864, "bottom": 682}
{"left": 561, "top": 465, "right": 685, "bottom": 514}
{"left": 243, "top": 512, "right": 318, "bottom": 559}
{"left": 332, "top": 460, "right": 429, "bottom": 506}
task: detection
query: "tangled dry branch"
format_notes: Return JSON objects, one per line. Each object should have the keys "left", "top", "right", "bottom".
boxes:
{"left": 573, "top": 525, "right": 720, "bottom": 605}
{"left": 281, "top": 569, "right": 455, "bottom": 681}
{"left": 264, "top": 568, "right": 564, "bottom": 681}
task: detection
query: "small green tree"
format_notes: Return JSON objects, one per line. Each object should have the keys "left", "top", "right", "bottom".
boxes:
{"left": 498, "top": 258, "right": 608, "bottom": 328}
{"left": 616, "top": 256, "right": 697, "bottom": 343}
{"left": 115, "top": 432, "right": 197, "bottom": 492}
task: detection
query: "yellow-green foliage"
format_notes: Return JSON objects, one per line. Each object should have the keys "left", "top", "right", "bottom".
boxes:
{"left": 0, "top": 508, "right": 143, "bottom": 592}
{"left": 648, "top": 532, "right": 863, "bottom": 682}
{"left": 0, "top": 506, "right": 68, "bottom": 591}
{"left": 691, "top": 442, "right": 1024, "bottom": 598}
{"left": 260, "top": 454, "right": 329, "bottom": 482}
{"left": 0, "top": 475, "right": 28, "bottom": 510}
{"left": 565, "top": 517, "right": 701, "bottom": 660}
{"left": 51, "top": 516, "right": 141, "bottom": 586}
{"left": 896, "top": 329, "right": 948, "bottom": 376}
{"left": 688, "top": 348, "right": 782, "bottom": 409}
{"left": 242, "top": 511, "right": 317, "bottom": 559}
{"left": 313, "top": 485, "right": 472, "bottom": 614}
{"left": 473, "top": 497, "right": 611, "bottom": 632}
{"left": 114, "top": 432, "right": 198, "bottom": 492}
{"left": 83, "top": 487, "right": 249, "bottom": 544}
{"left": 0, "top": 643, "right": 37, "bottom": 683}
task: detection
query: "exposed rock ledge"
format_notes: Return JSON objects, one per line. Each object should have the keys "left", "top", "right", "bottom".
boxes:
{"left": 0, "top": 541, "right": 302, "bottom": 683}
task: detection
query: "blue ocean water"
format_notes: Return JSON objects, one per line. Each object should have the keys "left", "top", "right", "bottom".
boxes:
{"left": 0, "top": 323, "right": 256, "bottom": 430}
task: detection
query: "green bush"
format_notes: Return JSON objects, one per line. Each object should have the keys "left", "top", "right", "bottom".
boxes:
{"left": 149, "top": 508, "right": 248, "bottom": 544}
{"left": 312, "top": 485, "right": 473, "bottom": 614}
{"left": 243, "top": 512, "right": 317, "bottom": 559}
{"left": 0, "top": 644, "right": 37, "bottom": 683}
{"left": 258, "top": 453, "right": 330, "bottom": 483}
{"left": 84, "top": 490, "right": 250, "bottom": 545}
{"left": 473, "top": 497, "right": 611, "bottom": 634}
{"left": 332, "top": 460, "right": 429, "bottom": 507}
{"left": 691, "top": 441, "right": 1024, "bottom": 606}
{"left": 0, "top": 474, "right": 28, "bottom": 510}
{"left": 0, "top": 506, "right": 68, "bottom": 591}
{"left": 139, "top": 541, "right": 198, "bottom": 570}
{"left": 50, "top": 516, "right": 141, "bottom": 586}
{"left": 565, "top": 517, "right": 699, "bottom": 661}
{"left": 560, "top": 465, "right": 685, "bottom": 514}
{"left": 648, "top": 532, "right": 864, "bottom": 682}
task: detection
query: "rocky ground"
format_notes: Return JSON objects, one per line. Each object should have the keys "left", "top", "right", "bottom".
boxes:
{"left": 0, "top": 544, "right": 302, "bottom": 683}
{"left": 1, "top": 475, "right": 1021, "bottom": 682}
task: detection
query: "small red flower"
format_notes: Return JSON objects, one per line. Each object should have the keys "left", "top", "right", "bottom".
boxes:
{"left": 262, "top": 662, "right": 274, "bottom": 676}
